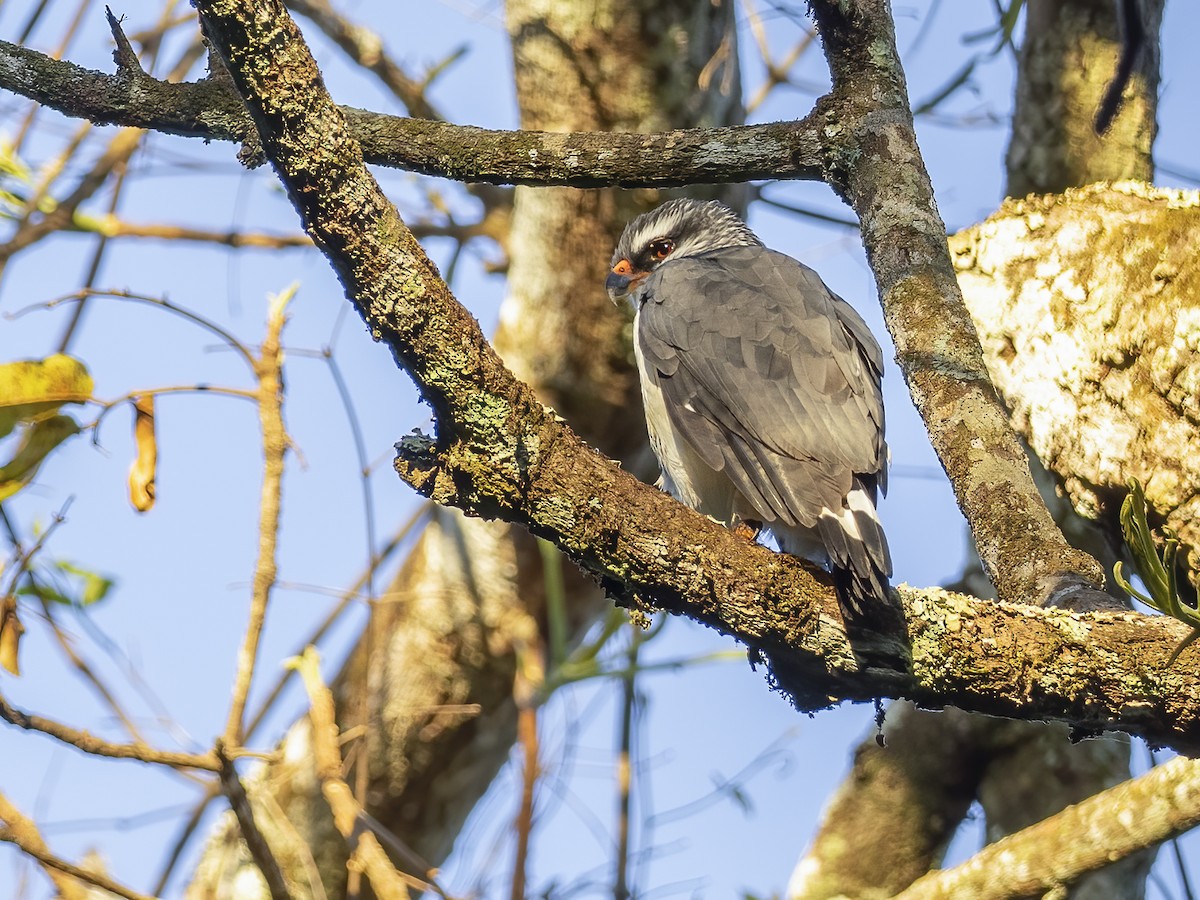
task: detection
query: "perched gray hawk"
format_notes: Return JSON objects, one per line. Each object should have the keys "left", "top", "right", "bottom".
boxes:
{"left": 606, "top": 199, "right": 893, "bottom": 623}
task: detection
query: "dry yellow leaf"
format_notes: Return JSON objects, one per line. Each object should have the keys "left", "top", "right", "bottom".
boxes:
{"left": 0, "top": 595, "right": 23, "bottom": 676}
{"left": 128, "top": 395, "right": 157, "bottom": 513}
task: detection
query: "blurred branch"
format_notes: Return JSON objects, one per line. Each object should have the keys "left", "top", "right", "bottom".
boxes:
{"left": 0, "top": 791, "right": 153, "bottom": 900}
{"left": 895, "top": 755, "right": 1200, "bottom": 899}
{"left": 614, "top": 627, "right": 641, "bottom": 900}
{"left": 68, "top": 216, "right": 313, "bottom": 249}
{"left": 215, "top": 743, "right": 294, "bottom": 900}
{"left": 0, "top": 690, "right": 220, "bottom": 770}
{"left": 511, "top": 642, "right": 543, "bottom": 900}
{"left": 0, "top": 126, "right": 143, "bottom": 266}
{"left": 223, "top": 285, "right": 293, "bottom": 745}
{"left": 292, "top": 647, "right": 422, "bottom": 899}
{"left": 742, "top": 0, "right": 816, "bottom": 114}
{"left": 285, "top": 0, "right": 444, "bottom": 119}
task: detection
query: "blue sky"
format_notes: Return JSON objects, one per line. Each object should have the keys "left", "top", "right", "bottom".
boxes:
{"left": 3, "top": 1, "right": 1199, "bottom": 897}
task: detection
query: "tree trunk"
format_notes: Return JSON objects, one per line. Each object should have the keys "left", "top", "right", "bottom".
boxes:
{"left": 1007, "top": 0, "right": 1160, "bottom": 196}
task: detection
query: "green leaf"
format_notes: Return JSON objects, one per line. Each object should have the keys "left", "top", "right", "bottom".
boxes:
{"left": 1118, "top": 479, "right": 1200, "bottom": 663}
{"left": 18, "top": 560, "right": 116, "bottom": 608}
{"left": 0, "top": 414, "right": 81, "bottom": 501}
{"left": 56, "top": 562, "right": 116, "bottom": 607}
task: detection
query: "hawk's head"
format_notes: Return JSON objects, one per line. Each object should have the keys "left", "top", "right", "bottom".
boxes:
{"left": 606, "top": 199, "right": 762, "bottom": 302}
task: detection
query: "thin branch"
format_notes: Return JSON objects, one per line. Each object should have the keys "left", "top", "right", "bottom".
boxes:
{"left": 284, "top": 0, "right": 441, "bottom": 119}
{"left": 69, "top": 216, "right": 313, "bottom": 249}
{"left": 215, "top": 742, "right": 293, "bottom": 900}
{"left": 223, "top": 285, "right": 291, "bottom": 744}
{"left": 0, "top": 38, "right": 825, "bottom": 187}
{"left": 150, "top": 508, "right": 429, "bottom": 895}
{"left": 10, "top": 288, "right": 257, "bottom": 370}
{"left": 614, "top": 628, "right": 641, "bottom": 900}
{"left": 292, "top": 647, "right": 418, "bottom": 899}
{"left": 0, "top": 792, "right": 87, "bottom": 900}
{"left": 0, "top": 126, "right": 143, "bottom": 265}
{"left": 511, "top": 641, "right": 544, "bottom": 900}
{"left": 0, "top": 691, "right": 220, "bottom": 770}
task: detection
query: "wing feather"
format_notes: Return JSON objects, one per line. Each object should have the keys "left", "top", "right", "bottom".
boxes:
{"left": 636, "top": 246, "right": 886, "bottom": 531}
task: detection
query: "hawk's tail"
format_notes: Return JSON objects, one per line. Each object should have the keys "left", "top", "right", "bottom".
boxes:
{"left": 816, "top": 483, "right": 896, "bottom": 630}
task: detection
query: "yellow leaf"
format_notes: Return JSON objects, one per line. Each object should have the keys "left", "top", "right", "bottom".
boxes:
{"left": 0, "top": 596, "right": 23, "bottom": 676}
{"left": 0, "top": 354, "right": 93, "bottom": 438}
{"left": 128, "top": 395, "right": 157, "bottom": 513}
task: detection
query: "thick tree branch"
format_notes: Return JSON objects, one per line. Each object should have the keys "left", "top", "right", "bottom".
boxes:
{"left": 0, "top": 38, "right": 819, "bottom": 187}
{"left": 954, "top": 182, "right": 1200, "bottom": 583}
{"left": 185, "top": 0, "right": 1200, "bottom": 753}
{"left": 807, "top": 0, "right": 1106, "bottom": 608}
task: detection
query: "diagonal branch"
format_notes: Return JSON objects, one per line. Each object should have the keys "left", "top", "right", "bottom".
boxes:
{"left": 184, "top": 0, "right": 1200, "bottom": 753}
{"left": 806, "top": 0, "right": 1105, "bottom": 608}
{"left": 894, "top": 754, "right": 1200, "bottom": 900}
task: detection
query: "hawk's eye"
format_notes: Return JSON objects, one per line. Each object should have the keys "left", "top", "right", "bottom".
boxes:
{"left": 648, "top": 239, "right": 675, "bottom": 261}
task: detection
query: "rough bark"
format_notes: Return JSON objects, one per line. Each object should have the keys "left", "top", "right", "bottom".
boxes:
{"left": 185, "top": 0, "right": 741, "bottom": 896}
{"left": 954, "top": 182, "right": 1200, "bottom": 583}
{"left": 808, "top": 1, "right": 1104, "bottom": 609}
{"left": 894, "top": 754, "right": 1200, "bottom": 900}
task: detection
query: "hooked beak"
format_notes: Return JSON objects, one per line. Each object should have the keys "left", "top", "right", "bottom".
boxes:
{"left": 606, "top": 258, "right": 644, "bottom": 303}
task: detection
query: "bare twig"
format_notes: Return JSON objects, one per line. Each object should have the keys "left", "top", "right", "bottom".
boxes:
{"left": 0, "top": 691, "right": 220, "bottom": 770}
{"left": 291, "top": 647, "right": 415, "bottom": 899}
{"left": 151, "top": 508, "right": 429, "bottom": 895}
{"left": 10, "top": 288, "right": 257, "bottom": 370}
{"left": 68, "top": 216, "right": 313, "bottom": 249}
{"left": 0, "top": 126, "right": 144, "bottom": 265}
{"left": 614, "top": 627, "right": 641, "bottom": 900}
{"left": 223, "top": 284, "right": 292, "bottom": 745}
{"left": 284, "top": 0, "right": 441, "bottom": 119}
{"left": 511, "top": 641, "right": 544, "bottom": 900}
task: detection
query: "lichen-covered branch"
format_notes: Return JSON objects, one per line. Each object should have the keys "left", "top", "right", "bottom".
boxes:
{"left": 894, "top": 754, "right": 1200, "bottom": 900}
{"left": 806, "top": 0, "right": 1106, "bottom": 607}
{"left": 0, "top": 38, "right": 819, "bottom": 187}
{"left": 182, "top": 0, "right": 1200, "bottom": 752}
